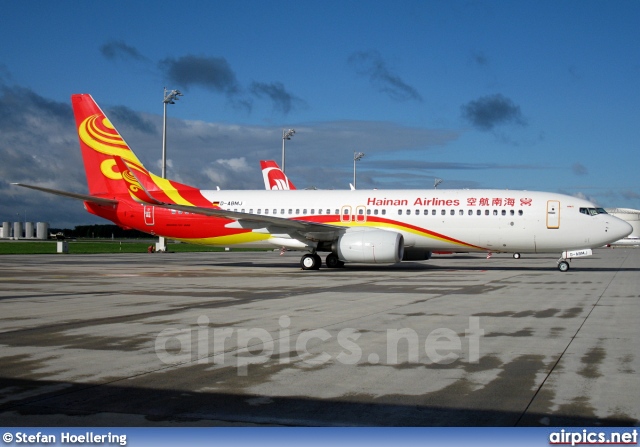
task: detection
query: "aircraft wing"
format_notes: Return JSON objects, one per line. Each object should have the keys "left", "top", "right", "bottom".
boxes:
{"left": 154, "top": 202, "right": 344, "bottom": 242}
{"left": 118, "top": 158, "right": 344, "bottom": 242}
{"left": 12, "top": 183, "right": 119, "bottom": 205}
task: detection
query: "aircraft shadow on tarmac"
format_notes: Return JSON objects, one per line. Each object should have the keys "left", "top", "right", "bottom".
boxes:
{"left": 0, "top": 376, "right": 637, "bottom": 427}
{"left": 209, "top": 260, "right": 640, "bottom": 273}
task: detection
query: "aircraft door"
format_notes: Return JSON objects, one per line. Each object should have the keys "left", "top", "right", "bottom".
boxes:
{"left": 546, "top": 200, "right": 560, "bottom": 229}
{"left": 144, "top": 205, "right": 155, "bottom": 225}
{"left": 355, "top": 205, "right": 367, "bottom": 223}
{"left": 340, "top": 206, "right": 352, "bottom": 223}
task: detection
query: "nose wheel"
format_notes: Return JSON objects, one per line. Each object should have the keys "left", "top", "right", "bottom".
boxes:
{"left": 557, "top": 260, "right": 570, "bottom": 272}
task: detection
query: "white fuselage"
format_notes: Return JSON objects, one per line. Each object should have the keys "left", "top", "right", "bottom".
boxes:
{"left": 196, "top": 188, "right": 632, "bottom": 253}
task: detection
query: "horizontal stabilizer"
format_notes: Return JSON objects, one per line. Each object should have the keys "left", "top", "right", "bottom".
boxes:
{"left": 12, "top": 183, "right": 119, "bottom": 205}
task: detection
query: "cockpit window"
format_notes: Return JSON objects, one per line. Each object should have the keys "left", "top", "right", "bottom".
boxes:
{"left": 580, "top": 207, "right": 608, "bottom": 216}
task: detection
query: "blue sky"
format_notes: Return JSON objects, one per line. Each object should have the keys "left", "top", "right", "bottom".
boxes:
{"left": 1, "top": 0, "right": 639, "bottom": 227}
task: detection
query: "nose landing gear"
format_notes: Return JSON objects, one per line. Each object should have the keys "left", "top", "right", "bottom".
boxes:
{"left": 557, "top": 260, "right": 570, "bottom": 272}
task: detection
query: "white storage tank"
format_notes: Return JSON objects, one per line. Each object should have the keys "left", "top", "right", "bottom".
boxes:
{"left": 25, "top": 222, "right": 35, "bottom": 239}
{"left": 13, "top": 221, "right": 23, "bottom": 239}
{"left": 36, "top": 222, "right": 49, "bottom": 240}
{"left": 2, "top": 222, "right": 9, "bottom": 239}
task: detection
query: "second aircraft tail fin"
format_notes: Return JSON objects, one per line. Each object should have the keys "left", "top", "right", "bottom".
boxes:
{"left": 260, "top": 160, "right": 296, "bottom": 190}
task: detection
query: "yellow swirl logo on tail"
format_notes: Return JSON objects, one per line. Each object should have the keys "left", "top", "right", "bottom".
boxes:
{"left": 79, "top": 114, "right": 142, "bottom": 165}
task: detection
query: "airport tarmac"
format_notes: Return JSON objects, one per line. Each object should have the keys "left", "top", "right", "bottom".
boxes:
{"left": 0, "top": 248, "right": 638, "bottom": 427}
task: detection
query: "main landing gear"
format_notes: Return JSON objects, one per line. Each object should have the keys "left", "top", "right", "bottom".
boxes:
{"left": 299, "top": 252, "right": 345, "bottom": 270}
{"left": 300, "top": 253, "right": 322, "bottom": 270}
{"left": 325, "top": 252, "right": 345, "bottom": 268}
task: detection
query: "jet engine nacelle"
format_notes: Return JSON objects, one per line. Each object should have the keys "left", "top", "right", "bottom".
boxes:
{"left": 334, "top": 229, "right": 404, "bottom": 264}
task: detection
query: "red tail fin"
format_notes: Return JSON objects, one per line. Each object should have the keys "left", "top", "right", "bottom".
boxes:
{"left": 73, "top": 94, "right": 215, "bottom": 208}
{"left": 260, "top": 160, "right": 296, "bottom": 190}
{"left": 72, "top": 94, "right": 146, "bottom": 197}
{"left": 120, "top": 157, "right": 214, "bottom": 207}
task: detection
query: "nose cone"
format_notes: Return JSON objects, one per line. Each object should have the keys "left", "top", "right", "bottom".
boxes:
{"left": 609, "top": 217, "right": 634, "bottom": 242}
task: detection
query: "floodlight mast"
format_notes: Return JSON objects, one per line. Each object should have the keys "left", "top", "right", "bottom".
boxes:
{"left": 282, "top": 129, "right": 295, "bottom": 175}
{"left": 353, "top": 151, "right": 365, "bottom": 189}
{"left": 157, "top": 88, "right": 183, "bottom": 252}
{"left": 162, "top": 88, "right": 183, "bottom": 179}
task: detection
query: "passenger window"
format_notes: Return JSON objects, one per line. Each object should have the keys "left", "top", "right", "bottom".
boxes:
{"left": 485, "top": 210, "right": 489, "bottom": 216}
{"left": 459, "top": 210, "right": 464, "bottom": 216}
{"left": 288, "top": 209, "right": 292, "bottom": 214}
{"left": 381, "top": 210, "right": 386, "bottom": 215}
{"left": 264, "top": 209, "right": 269, "bottom": 214}
{"left": 510, "top": 210, "right": 514, "bottom": 216}
{"left": 501, "top": 210, "right": 506, "bottom": 216}
{"left": 450, "top": 210, "right": 455, "bottom": 216}
{"left": 493, "top": 210, "right": 498, "bottom": 216}
{"left": 327, "top": 209, "right": 331, "bottom": 215}
{"left": 518, "top": 210, "right": 523, "bottom": 216}
{"left": 366, "top": 209, "right": 371, "bottom": 215}
{"left": 406, "top": 210, "right": 411, "bottom": 215}
{"left": 318, "top": 209, "right": 322, "bottom": 215}
{"left": 441, "top": 210, "right": 446, "bottom": 216}
{"left": 398, "top": 210, "right": 403, "bottom": 215}
{"left": 468, "top": 210, "right": 473, "bottom": 216}
{"left": 432, "top": 209, "right": 436, "bottom": 216}
{"left": 374, "top": 209, "right": 379, "bottom": 215}
{"left": 296, "top": 209, "right": 300, "bottom": 214}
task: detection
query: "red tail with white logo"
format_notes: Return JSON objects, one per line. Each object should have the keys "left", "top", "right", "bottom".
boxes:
{"left": 260, "top": 160, "right": 296, "bottom": 190}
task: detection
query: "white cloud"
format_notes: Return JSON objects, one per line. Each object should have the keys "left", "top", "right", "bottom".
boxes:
{"left": 215, "top": 157, "right": 250, "bottom": 172}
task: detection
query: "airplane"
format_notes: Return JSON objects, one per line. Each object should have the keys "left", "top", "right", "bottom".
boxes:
{"left": 260, "top": 160, "right": 296, "bottom": 190}
{"left": 14, "top": 94, "right": 633, "bottom": 272}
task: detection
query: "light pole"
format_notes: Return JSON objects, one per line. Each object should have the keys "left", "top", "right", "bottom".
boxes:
{"left": 282, "top": 129, "right": 295, "bottom": 175}
{"left": 353, "top": 151, "right": 365, "bottom": 189}
{"left": 157, "top": 88, "right": 183, "bottom": 252}
{"left": 162, "top": 88, "right": 183, "bottom": 179}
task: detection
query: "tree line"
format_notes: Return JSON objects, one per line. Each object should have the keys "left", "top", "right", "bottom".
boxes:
{"left": 50, "top": 224, "right": 151, "bottom": 239}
